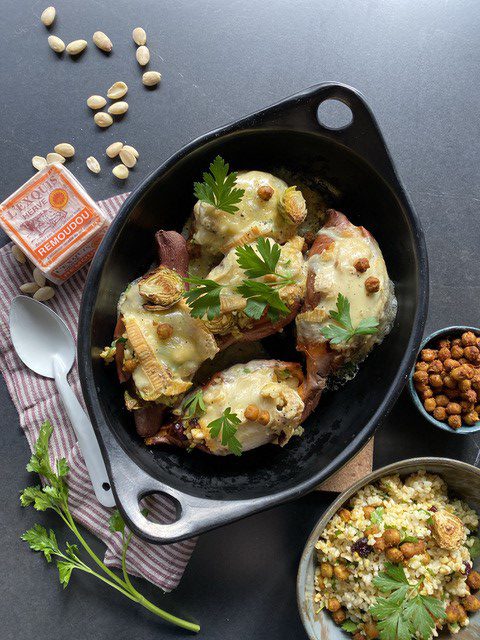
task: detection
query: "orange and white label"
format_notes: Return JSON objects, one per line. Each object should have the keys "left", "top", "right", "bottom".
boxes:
{"left": 0, "top": 164, "right": 108, "bottom": 283}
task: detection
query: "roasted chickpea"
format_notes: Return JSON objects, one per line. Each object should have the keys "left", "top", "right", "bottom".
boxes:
{"left": 320, "top": 562, "right": 333, "bottom": 578}
{"left": 257, "top": 410, "right": 270, "bottom": 426}
{"left": 464, "top": 411, "right": 479, "bottom": 426}
{"left": 365, "top": 525, "right": 379, "bottom": 537}
{"left": 332, "top": 608, "right": 346, "bottom": 624}
{"left": 467, "top": 570, "right": 480, "bottom": 591}
{"left": 451, "top": 366, "right": 468, "bottom": 382}
{"left": 156, "top": 322, "right": 174, "bottom": 340}
{"left": 444, "top": 359, "right": 460, "bottom": 372}
{"left": 364, "top": 621, "right": 379, "bottom": 639}
{"left": 365, "top": 276, "right": 380, "bottom": 293}
{"left": 462, "top": 389, "right": 477, "bottom": 404}
{"left": 439, "top": 338, "right": 451, "bottom": 349}
{"left": 428, "top": 359, "right": 444, "bottom": 374}
{"left": 435, "top": 394, "right": 449, "bottom": 407}
{"left": 373, "top": 537, "right": 386, "bottom": 553}
{"left": 338, "top": 508, "right": 351, "bottom": 522}
{"left": 363, "top": 505, "right": 375, "bottom": 519}
{"left": 385, "top": 547, "right": 404, "bottom": 563}
{"left": 354, "top": 258, "right": 370, "bottom": 273}
{"left": 415, "top": 361, "right": 429, "bottom": 371}
{"left": 122, "top": 358, "right": 138, "bottom": 373}
{"left": 452, "top": 338, "right": 462, "bottom": 346}
{"left": 334, "top": 564, "right": 350, "bottom": 580}
{"left": 460, "top": 400, "right": 475, "bottom": 413}
{"left": 424, "top": 398, "right": 436, "bottom": 412}
{"left": 448, "top": 415, "right": 462, "bottom": 430}
{"left": 420, "top": 387, "right": 434, "bottom": 400}
{"left": 257, "top": 185, "right": 274, "bottom": 201}
{"left": 413, "top": 370, "right": 429, "bottom": 385}
{"left": 429, "top": 374, "right": 443, "bottom": 388}
{"left": 244, "top": 404, "right": 260, "bottom": 421}
{"left": 464, "top": 346, "right": 480, "bottom": 363}
{"left": 443, "top": 374, "right": 457, "bottom": 388}
{"left": 437, "top": 347, "right": 451, "bottom": 361}
{"left": 445, "top": 602, "right": 467, "bottom": 623}
{"left": 327, "top": 597, "right": 341, "bottom": 612}
{"left": 458, "top": 379, "right": 472, "bottom": 392}
{"left": 462, "top": 331, "right": 477, "bottom": 347}
{"left": 462, "top": 595, "right": 480, "bottom": 612}
{"left": 433, "top": 406, "right": 447, "bottom": 421}
{"left": 400, "top": 541, "right": 426, "bottom": 559}
{"left": 446, "top": 402, "right": 461, "bottom": 415}
{"left": 383, "top": 528, "right": 401, "bottom": 548}
{"left": 421, "top": 349, "right": 437, "bottom": 362}
{"left": 451, "top": 345, "right": 464, "bottom": 359}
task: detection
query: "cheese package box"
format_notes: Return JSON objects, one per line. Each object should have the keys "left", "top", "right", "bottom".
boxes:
{"left": 0, "top": 163, "right": 108, "bottom": 284}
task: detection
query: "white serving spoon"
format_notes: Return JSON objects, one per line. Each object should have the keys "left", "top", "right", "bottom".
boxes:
{"left": 9, "top": 296, "right": 115, "bottom": 507}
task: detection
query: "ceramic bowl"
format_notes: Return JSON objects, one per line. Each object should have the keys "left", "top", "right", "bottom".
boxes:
{"left": 408, "top": 326, "right": 480, "bottom": 435}
{"left": 297, "top": 457, "right": 480, "bottom": 640}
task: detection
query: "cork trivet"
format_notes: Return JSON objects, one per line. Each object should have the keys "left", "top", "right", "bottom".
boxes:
{"left": 317, "top": 439, "right": 374, "bottom": 492}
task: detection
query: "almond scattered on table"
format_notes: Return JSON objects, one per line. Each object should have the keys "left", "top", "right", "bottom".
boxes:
{"left": 48, "top": 35, "right": 65, "bottom": 53}
{"left": 136, "top": 45, "right": 150, "bottom": 66}
{"left": 32, "top": 156, "right": 47, "bottom": 171}
{"left": 66, "top": 39, "right": 88, "bottom": 56}
{"left": 87, "top": 95, "right": 107, "bottom": 109}
{"left": 46, "top": 152, "right": 65, "bottom": 164}
{"left": 11, "top": 245, "right": 26, "bottom": 264}
{"left": 92, "top": 31, "right": 113, "bottom": 52}
{"left": 41, "top": 6, "right": 56, "bottom": 27}
{"left": 132, "top": 27, "right": 147, "bottom": 46}
{"left": 112, "top": 164, "right": 129, "bottom": 180}
{"left": 34, "top": 286, "right": 56, "bottom": 302}
{"left": 20, "top": 282, "right": 40, "bottom": 294}
{"left": 108, "top": 101, "right": 129, "bottom": 115}
{"left": 86, "top": 156, "right": 101, "bottom": 173}
{"left": 122, "top": 145, "right": 138, "bottom": 158}
{"left": 33, "top": 267, "right": 46, "bottom": 287}
{"left": 119, "top": 147, "right": 136, "bottom": 168}
{"left": 107, "top": 81, "right": 128, "bottom": 99}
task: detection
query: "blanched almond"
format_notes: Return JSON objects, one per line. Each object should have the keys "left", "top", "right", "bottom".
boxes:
{"left": 66, "top": 39, "right": 88, "bottom": 55}
{"left": 20, "top": 282, "right": 40, "bottom": 294}
{"left": 92, "top": 31, "right": 113, "bottom": 52}
{"left": 32, "top": 155, "right": 47, "bottom": 171}
{"left": 122, "top": 145, "right": 138, "bottom": 158}
{"left": 48, "top": 35, "right": 65, "bottom": 53}
{"left": 87, "top": 95, "right": 107, "bottom": 109}
{"left": 33, "top": 267, "right": 46, "bottom": 287}
{"left": 46, "top": 152, "right": 65, "bottom": 164}
{"left": 106, "top": 142, "right": 123, "bottom": 158}
{"left": 132, "top": 27, "right": 146, "bottom": 46}
{"left": 112, "top": 164, "right": 129, "bottom": 180}
{"left": 41, "top": 6, "right": 56, "bottom": 26}
{"left": 136, "top": 45, "right": 150, "bottom": 66}
{"left": 107, "top": 81, "right": 128, "bottom": 99}
{"left": 11, "top": 245, "right": 26, "bottom": 264}
{"left": 108, "top": 101, "right": 129, "bottom": 115}
{"left": 94, "top": 112, "right": 113, "bottom": 127}
{"left": 54, "top": 142, "right": 75, "bottom": 158}
{"left": 119, "top": 148, "right": 136, "bottom": 168}
{"left": 34, "top": 286, "right": 55, "bottom": 302}
{"left": 142, "top": 71, "right": 161, "bottom": 86}
{"left": 86, "top": 156, "right": 101, "bottom": 174}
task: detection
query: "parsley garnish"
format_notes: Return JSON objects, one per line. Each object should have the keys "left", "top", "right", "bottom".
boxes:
{"left": 235, "top": 237, "right": 282, "bottom": 278}
{"left": 193, "top": 156, "right": 245, "bottom": 214}
{"left": 20, "top": 420, "right": 200, "bottom": 633}
{"left": 370, "top": 507, "right": 384, "bottom": 524}
{"left": 320, "top": 293, "right": 379, "bottom": 344}
{"left": 370, "top": 562, "right": 445, "bottom": 640}
{"left": 181, "top": 389, "right": 206, "bottom": 418}
{"left": 468, "top": 536, "right": 480, "bottom": 558}
{"left": 237, "top": 279, "right": 290, "bottom": 322}
{"left": 183, "top": 276, "right": 223, "bottom": 320}
{"left": 341, "top": 620, "right": 358, "bottom": 633}
{"left": 207, "top": 407, "right": 242, "bottom": 456}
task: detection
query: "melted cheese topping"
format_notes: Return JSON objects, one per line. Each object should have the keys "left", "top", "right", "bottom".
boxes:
{"left": 119, "top": 282, "right": 218, "bottom": 402}
{"left": 193, "top": 361, "right": 304, "bottom": 455}
{"left": 296, "top": 225, "right": 392, "bottom": 355}
{"left": 193, "top": 170, "right": 302, "bottom": 255}
{"left": 207, "top": 235, "right": 307, "bottom": 312}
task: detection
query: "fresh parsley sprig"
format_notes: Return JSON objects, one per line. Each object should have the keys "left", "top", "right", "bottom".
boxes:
{"left": 181, "top": 389, "right": 206, "bottom": 418}
{"left": 194, "top": 156, "right": 245, "bottom": 214}
{"left": 207, "top": 407, "right": 242, "bottom": 456}
{"left": 320, "top": 293, "right": 379, "bottom": 344}
{"left": 369, "top": 562, "right": 445, "bottom": 640}
{"left": 20, "top": 420, "right": 200, "bottom": 633}
{"left": 183, "top": 276, "right": 223, "bottom": 320}
{"left": 237, "top": 279, "right": 291, "bottom": 322}
{"left": 235, "top": 237, "right": 282, "bottom": 279}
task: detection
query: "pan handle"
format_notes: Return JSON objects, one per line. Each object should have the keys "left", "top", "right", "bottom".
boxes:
{"left": 106, "top": 434, "right": 271, "bottom": 544}
{"left": 256, "top": 82, "right": 399, "bottom": 186}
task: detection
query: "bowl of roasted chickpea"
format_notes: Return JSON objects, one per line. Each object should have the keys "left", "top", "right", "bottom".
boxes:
{"left": 409, "top": 326, "right": 480, "bottom": 434}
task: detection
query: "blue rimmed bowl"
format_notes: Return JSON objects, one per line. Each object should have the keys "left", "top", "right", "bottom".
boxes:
{"left": 408, "top": 326, "right": 480, "bottom": 435}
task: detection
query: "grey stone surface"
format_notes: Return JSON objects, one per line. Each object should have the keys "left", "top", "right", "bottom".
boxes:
{"left": 0, "top": 0, "right": 479, "bottom": 638}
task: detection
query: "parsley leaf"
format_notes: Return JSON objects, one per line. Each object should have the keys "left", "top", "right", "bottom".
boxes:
{"left": 21, "top": 524, "right": 59, "bottom": 562}
{"left": 183, "top": 276, "right": 223, "bottom": 320}
{"left": 341, "top": 620, "right": 358, "bottom": 633}
{"left": 235, "top": 237, "right": 281, "bottom": 278}
{"left": 237, "top": 280, "right": 290, "bottom": 323}
{"left": 468, "top": 536, "right": 480, "bottom": 559}
{"left": 193, "top": 156, "right": 245, "bottom": 214}
{"left": 320, "top": 293, "right": 379, "bottom": 344}
{"left": 181, "top": 389, "right": 206, "bottom": 418}
{"left": 371, "top": 507, "right": 384, "bottom": 524}
{"left": 207, "top": 407, "right": 242, "bottom": 456}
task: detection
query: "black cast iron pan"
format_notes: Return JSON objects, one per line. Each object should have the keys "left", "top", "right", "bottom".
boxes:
{"left": 78, "top": 83, "right": 428, "bottom": 544}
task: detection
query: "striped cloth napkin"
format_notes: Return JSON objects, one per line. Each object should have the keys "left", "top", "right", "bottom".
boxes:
{"left": 0, "top": 193, "right": 195, "bottom": 592}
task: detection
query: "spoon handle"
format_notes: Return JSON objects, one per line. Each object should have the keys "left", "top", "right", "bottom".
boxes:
{"left": 53, "top": 358, "right": 115, "bottom": 508}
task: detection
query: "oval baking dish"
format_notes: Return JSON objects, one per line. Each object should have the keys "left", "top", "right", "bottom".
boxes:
{"left": 78, "top": 83, "right": 428, "bottom": 544}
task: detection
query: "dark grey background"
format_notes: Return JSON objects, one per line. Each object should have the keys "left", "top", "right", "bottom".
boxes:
{"left": 1, "top": 0, "right": 479, "bottom": 638}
